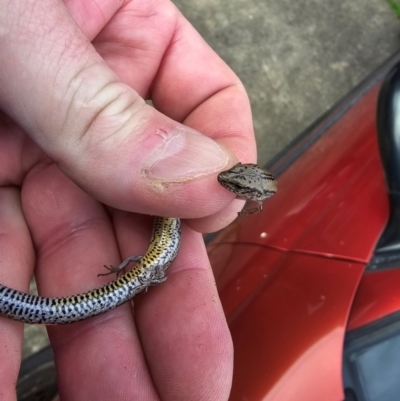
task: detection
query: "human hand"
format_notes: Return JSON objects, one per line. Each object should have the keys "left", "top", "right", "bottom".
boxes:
{"left": 0, "top": 0, "right": 256, "bottom": 400}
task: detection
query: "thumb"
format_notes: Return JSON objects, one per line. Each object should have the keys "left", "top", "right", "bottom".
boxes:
{"left": 0, "top": 0, "right": 235, "bottom": 218}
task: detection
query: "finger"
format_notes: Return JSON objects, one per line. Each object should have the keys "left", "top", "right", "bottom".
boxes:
{"left": 137, "top": 227, "right": 233, "bottom": 401}
{"left": 0, "top": 188, "right": 35, "bottom": 401}
{"left": 187, "top": 197, "right": 245, "bottom": 233}
{"left": 65, "top": 0, "right": 256, "bottom": 228}
{"left": 0, "top": 0, "right": 236, "bottom": 222}
{"left": 22, "top": 164, "right": 160, "bottom": 400}
{"left": 112, "top": 212, "right": 233, "bottom": 400}
{"left": 66, "top": 0, "right": 256, "bottom": 166}
{"left": 152, "top": 14, "right": 256, "bottom": 163}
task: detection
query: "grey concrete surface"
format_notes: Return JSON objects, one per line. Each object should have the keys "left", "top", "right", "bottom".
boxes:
{"left": 174, "top": 0, "right": 400, "bottom": 165}
{"left": 23, "top": 0, "right": 400, "bottom": 363}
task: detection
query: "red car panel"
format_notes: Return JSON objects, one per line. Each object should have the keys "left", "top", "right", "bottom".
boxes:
{"left": 347, "top": 269, "right": 400, "bottom": 331}
{"left": 226, "top": 253, "right": 363, "bottom": 401}
{"left": 208, "top": 70, "right": 392, "bottom": 400}
{"left": 216, "top": 84, "right": 388, "bottom": 261}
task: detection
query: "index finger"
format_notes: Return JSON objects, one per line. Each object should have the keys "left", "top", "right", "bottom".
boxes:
{"left": 75, "top": 0, "right": 257, "bottom": 162}
{"left": 68, "top": 0, "right": 257, "bottom": 227}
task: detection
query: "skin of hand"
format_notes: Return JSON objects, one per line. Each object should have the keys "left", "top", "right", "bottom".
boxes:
{"left": 0, "top": 1, "right": 257, "bottom": 400}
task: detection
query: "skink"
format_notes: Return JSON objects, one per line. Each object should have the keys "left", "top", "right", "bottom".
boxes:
{"left": 0, "top": 163, "right": 277, "bottom": 324}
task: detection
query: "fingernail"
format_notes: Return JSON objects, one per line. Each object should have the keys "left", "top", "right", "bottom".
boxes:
{"left": 142, "top": 126, "right": 228, "bottom": 182}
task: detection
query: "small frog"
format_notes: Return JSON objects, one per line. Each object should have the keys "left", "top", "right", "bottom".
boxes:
{"left": 218, "top": 162, "right": 278, "bottom": 215}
